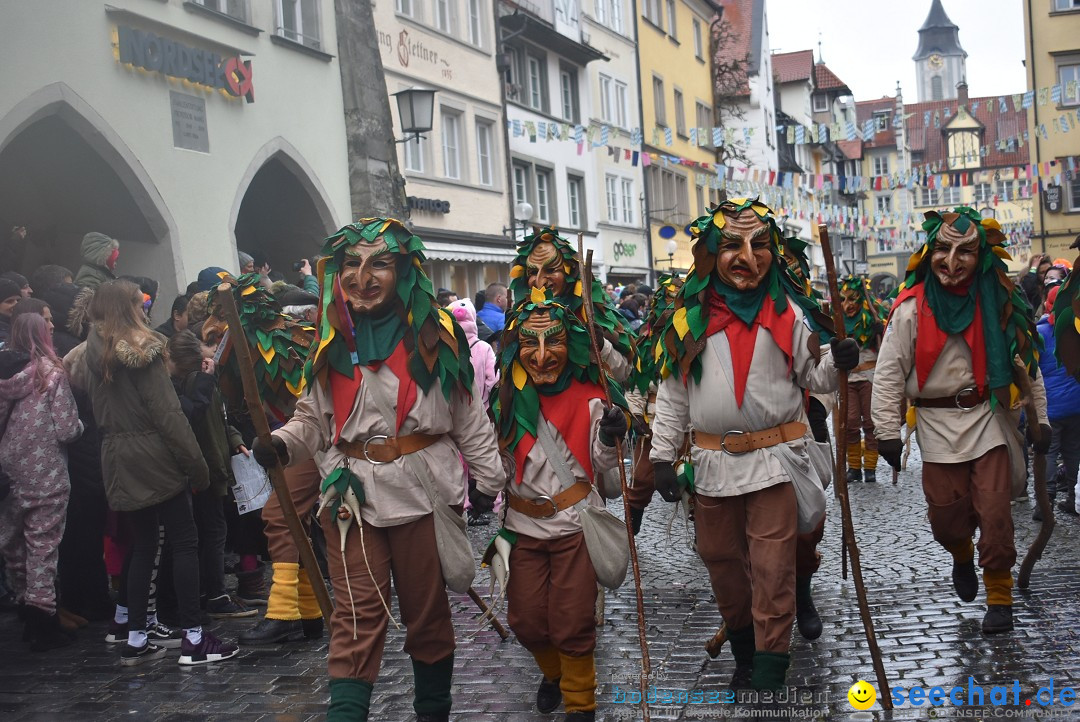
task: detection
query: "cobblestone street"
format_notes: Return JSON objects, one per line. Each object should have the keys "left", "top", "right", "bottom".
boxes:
{"left": 3, "top": 446, "right": 1080, "bottom": 721}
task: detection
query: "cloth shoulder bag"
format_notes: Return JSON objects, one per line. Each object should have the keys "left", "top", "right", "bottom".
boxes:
{"left": 536, "top": 415, "right": 629, "bottom": 589}
{"left": 355, "top": 366, "right": 476, "bottom": 594}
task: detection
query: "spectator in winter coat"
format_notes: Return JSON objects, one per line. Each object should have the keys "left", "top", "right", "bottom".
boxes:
{"left": 1036, "top": 285, "right": 1080, "bottom": 518}
{"left": 448, "top": 298, "right": 498, "bottom": 405}
{"left": 476, "top": 282, "right": 508, "bottom": 334}
{"left": 37, "top": 284, "right": 81, "bottom": 358}
{"left": 74, "top": 232, "right": 119, "bottom": 290}
{"left": 0, "top": 313, "right": 83, "bottom": 651}
{"left": 155, "top": 295, "right": 191, "bottom": 339}
{"left": 1, "top": 271, "right": 32, "bottom": 298}
{"left": 30, "top": 265, "right": 73, "bottom": 297}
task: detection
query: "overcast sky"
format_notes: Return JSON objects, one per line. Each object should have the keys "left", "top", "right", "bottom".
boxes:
{"left": 765, "top": 0, "right": 1027, "bottom": 102}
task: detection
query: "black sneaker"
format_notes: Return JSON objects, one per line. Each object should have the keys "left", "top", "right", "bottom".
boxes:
{"left": 951, "top": 560, "right": 979, "bottom": 602}
{"left": 178, "top": 631, "right": 240, "bottom": 666}
{"left": 536, "top": 676, "right": 562, "bottom": 714}
{"left": 105, "top": 620, "right": 128, "bottom": 644}
{"left": 120, "top": 642, "right": 167, "bottom": 666}
{"left": 148, "top": 621, "right": 183, "bottom": 649}
{"left": 982, "top": 605, "right": 1014, "bottom": 635}
{"left": 467, "top": 510, "right": 490, "bottom": 527}
{"left": 206, "top": 594, "right": 258, "bottom": 619}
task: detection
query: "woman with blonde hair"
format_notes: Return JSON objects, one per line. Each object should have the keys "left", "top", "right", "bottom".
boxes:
{"left": 85, "top": 280, "right": 238, "bottom": 666}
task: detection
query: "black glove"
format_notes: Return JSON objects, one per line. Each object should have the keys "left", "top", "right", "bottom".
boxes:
{"left": 469, "top": 488, "right": 497, "bottom": 515}
{"left": 631, "top": 414, "right": 650, "bottom": 438}
{"left": 598, "top": 406, "right": 629, "bottom": 447}
{"left": 830, "top": 337, "right": 860, "bottom": 371}
{"left": 252, "top": 435, "right": 288, "bottom": 469}
{"left": 1028, "top": 423, "right": 1053, "bottom": 455}
{"left": 654, "top": 461, "right": 681, "bottom": 502}
{"left": 878, "top": 438, "right": 903, "bottom": 470}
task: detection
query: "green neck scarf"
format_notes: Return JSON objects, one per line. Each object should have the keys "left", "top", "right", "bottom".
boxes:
{"left": 710, "top": 269, "right": 778, "bottom": 326}
{"left": 352, "top": 309, "right": 407, "bottom": 366}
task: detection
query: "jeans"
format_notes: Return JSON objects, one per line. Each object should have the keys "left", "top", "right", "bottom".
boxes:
{"left": 192, "top": 492, "right": 228, "bottom": 599}
{"left": 127, "top": 491, "right": 201, "bottom": 632}
{"left": 1046, "top": 414, "right": 1080, "bottom": 499}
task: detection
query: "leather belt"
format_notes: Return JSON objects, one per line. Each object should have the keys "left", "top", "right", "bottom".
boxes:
{"left": 852, "top": 361, "right": 877, "bottom": 373}
{"left": 507, "top": 480, "right": 592, "bottom": 519}
{"left": 691, "top": 421, "right": 808, "bottom": 456}
{"left": 914, "top": 386, "right": 986, "bottom": 411}
{"left": 337, "top": 433, "right": 444, "bottom": 464}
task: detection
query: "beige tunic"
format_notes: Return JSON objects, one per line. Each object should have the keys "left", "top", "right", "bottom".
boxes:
{"left": 476, "top": 398, "right": 618, "bottom": 540}
{"left": 870, "top": 297, "right": 1048, "bottom": 463}
{"left": 650, "top": 306, "right": 837, "bottom": 497}
{"left": 601, "top": 338, "right": 632, "bottom": 384}
{"left": 848, "top": 345, "right": 878, "bottom": 384}
{"left": 274, "top": 364, "right": 505, "bottom": 527}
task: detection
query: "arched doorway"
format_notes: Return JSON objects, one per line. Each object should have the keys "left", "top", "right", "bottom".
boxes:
{"left": 232, "top": 139, "right": 337, "bottom": 283}
{"left": 0, "top": 84, "right": 179, "bottom": 304}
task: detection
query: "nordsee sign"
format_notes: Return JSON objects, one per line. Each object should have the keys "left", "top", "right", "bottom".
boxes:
{"left": 115, "top": 25, "right": 254, "bottom": 103}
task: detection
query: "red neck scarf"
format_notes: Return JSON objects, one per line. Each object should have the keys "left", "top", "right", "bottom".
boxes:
{"left": 703, "top": 291, "right": 795, "bottom": 407}
{"left": 512, "top": 379, "right": 606, "bottom": 484}
{"left": 892, "top": 284, "right": 987, "bottom": 394}
{"left": 329, "top": 340, "right": 417, "bottom": 443}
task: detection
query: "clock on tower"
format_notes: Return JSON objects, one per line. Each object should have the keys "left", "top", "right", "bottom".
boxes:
{"left": 928, "top": 54, "right": 944, "bottom": 69}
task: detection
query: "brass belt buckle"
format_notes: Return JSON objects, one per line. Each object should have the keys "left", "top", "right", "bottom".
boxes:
{"left": 532, "top": 494, "right": 558, "bottom": 519}
{"left": 721, "top": 430, "right": 750, "bottom": 456}
{"left": 954, "top": 386, "right": 979, "bottom": 412}
{"left": 362, "top": 434, "right": 390, "bottom": 464}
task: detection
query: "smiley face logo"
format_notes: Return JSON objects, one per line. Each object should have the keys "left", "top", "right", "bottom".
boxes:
{"left": 848, "top": 680, "right": 877, "bottom": 710}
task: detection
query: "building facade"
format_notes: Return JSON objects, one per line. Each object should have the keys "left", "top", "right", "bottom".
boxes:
{"left": 0, "top": 0, "right": 353, "bottom": 314}
{"left": 1023, "top": 0, "right": 1080, "bottom": 260}
{"left": 376, "top": 0, "right": 514, "bottom": 299}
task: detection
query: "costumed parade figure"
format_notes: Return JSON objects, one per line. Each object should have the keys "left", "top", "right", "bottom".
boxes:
{"left": 650, "top": 199, "right": 859, "bottom": 689}
{"left": 201, "top": 274, "right": 326, "bottom": 645}
{"left": 508, "top": 228, "right": 636, "bottom": 383}
{"left": 838, "top": 276, "right": 887, "bottom": 483}
{"left": 626, "top": 274, "right": 683, "bottom": 535}
{"left": 252, "top": 218, "right": 506, "bottom": 721}
{"left": 871, "top": 207, "right": 1049, "bottom": 635}
{"left": 470, "top": 289, "right": 629, "bottom": 721}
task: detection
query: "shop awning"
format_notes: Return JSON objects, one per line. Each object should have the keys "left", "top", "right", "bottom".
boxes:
{"left": 422, "top": 241, "right": 518, "bottom": 264}
{"left": 607, "top": 266, "right": 651, "bottom": 276}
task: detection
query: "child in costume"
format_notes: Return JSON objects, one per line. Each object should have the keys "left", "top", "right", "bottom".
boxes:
{"left": 471, "top": 290, "right": 629, "bottom": 722}
{"left": 650, "top": 199, "right": 858, "bottom": 690}
{"left": 872, "top": 207, "right": 1049, "bottom": 635}
{"left": 252, "top": 218, "right": 505, "bottom": 721}
{"left": 838, "top": 275, "right": 888, "bottom": 483}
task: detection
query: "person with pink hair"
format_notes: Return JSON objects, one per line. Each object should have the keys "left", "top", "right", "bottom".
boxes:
{"left": 0, "top": 313, "right": 83, "bottom": 651}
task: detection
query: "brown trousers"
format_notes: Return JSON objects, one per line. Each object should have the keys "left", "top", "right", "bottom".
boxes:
{"left": 263, "top": 459, "right": 321, "bottom": 563}
{"left": 795, "top": 514, "right": 826, "bottom": 578}
{"left": 921, "top": 445, "right": 1015, "bottom": 571}
{"left": 627, "top": 436, "right": 655, "bottom": 510}
{"left": 846, "top": 380, "right": 877, "bottom": 451}
{"left": 694, "top": 483, "right": 797, "bottom": 653}
{"left": 506, "top": 531, "right": 598, "bottom": 656}
{"left": 322, "top": 512, "right": 455, "bottom": 682}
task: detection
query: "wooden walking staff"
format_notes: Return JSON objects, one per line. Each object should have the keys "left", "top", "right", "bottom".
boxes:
{"left": 1016, "top": 361, "right": 1053, "bottom": 589}
{"left": 818, "top": 224, "right": 892, "bottom": 710}
{"left": 216, "top": 283, "right": 335, "bottom": 623}
{"left": 580, "top": 244, "right": 652, "bottom": 722}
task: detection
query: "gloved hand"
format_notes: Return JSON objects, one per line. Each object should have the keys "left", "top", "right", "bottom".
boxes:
{"left": 878, "top": 438, "right": 903, "bottom": 470}
{"left": 469, "top": 488, "right": 497, "bottom": 515}
{"left": 598, "top": 406, "right": 629, "bottom": 447}
{"left": 1028, "top": 423, "right": 1053, "bottom": 455}
{"left": 830, "top": 337, "right": 860, "bottom": 371}
{"left": 252, "top": 435, "right": 288, "bottom": 469}
{"left": 654, "top": 461, "right": 681, "bottom": 502}
{"left": 631, "top": 414, "right": 651, "bottom": 438}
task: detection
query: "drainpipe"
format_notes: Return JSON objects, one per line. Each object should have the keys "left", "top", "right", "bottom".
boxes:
{"left": 631, "top": 0, "right": 654, "bottom": 282}
{"left": 496, "top": 5, "right": 527, "bottom": 252}
{"left": 1025, "top": 0, "right": 1046, "bottom": 255}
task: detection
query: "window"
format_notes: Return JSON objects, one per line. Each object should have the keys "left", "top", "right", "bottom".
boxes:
{"left": 996, "top": 179, "right": 1014, "bottom": 202}
{"left": 692, "top": 19, "right": 703, "bottom": 59}
{"left": 614, "top": 81, "right": 628, "bottom": 128}
{"left": 876, "top": 195, "right": 892, "bottom": 214}
{"left": 621, "top": 178, "right": 634, "bottom": 224}
{"left": 1059, "top": 63, "right": 1080, "bottom": 106}
{"left": 476, "top": 122, "right": 494, "bottom": 187}
{"left": 1069, "top": 177, "right": 1080, "bottom": 211}
{"left": 513, "top": 163, "right": 531, "bottom": 206}
{"left": 653, "top": 76, "right": 667, "bottom": 126}
{"left": 1054, "top": 0, "right": 1080, "bottom": 10}
{"left": 440, "top": 111, "right": 461, "bottom": 180}
{"left": 404, "top": 134, "right": 426, "bottom": 173}
{"left": 694, "top": 184, "right": 704, "bottom": 216}
{"left": 527, "top": 56, "right": 546, "bottom": 111}
{"left": 395, "top": 0, "right": 414, "bottom": 15}
{"left": 599, "top": 75, "right": 628, "bottom": 127}
{"left": 919, "top": 187, "right": 938, "bottom": 206}
{"left": 947, "top": 130, "right": 980, "bottom": 169}
{"left": 695, "top": 102, "right": 712, "bottom": 145}
{"left": 596, "top": 0, "right": 607, "bottom": 24}
{"left": 942, "top": 185, "right": 961, "bottom": 204}
{"left": 606, "top": 175, "right": 619, "bottom": 222}
{"left": 674, "top": 88, "right": 686, "bottom": 136}
{"left": 435, "top": 0, "right": 453, "bottom": 33}
{"left": 536, "top": 170, "right": 552, "bottom": 223}
{"left": 873, "top": 111, "right": 890, "bottom": 132}
{"left": 195, "top": 0, "right": 249, "bottom": 23}
{"left": 872, "top": 155, "right": 889, "bottom": 176}
{"left": 931, "top": 75, "right": 944, "bottom": 101}
{"left": 567, "top": 175, "right": 584, "bottom": 228}
{"left": 643, "top": 0, "right": 662, "bottom": 26}
{"left": 665, "top": 0, "right": 677, "bottom": 37}
{"left": 812, "top": 94, "right": 828, "bottom": 112}
{"left": 276, "top": 0, "right": 322, "bottom": 48}
{"left": 560, "top": 66, "right": 579, "bottom": 122}
{"left": 468, "top": 0, "right": 483, "bottom": 46}
{"left": 646, "top": 167, "right": 690, "bottom": 223}
{"left": 974, "top": 182, "right": 992, "bottom": 204}
{"left": 610, "top": 0, "right": 623, "bottom": 33}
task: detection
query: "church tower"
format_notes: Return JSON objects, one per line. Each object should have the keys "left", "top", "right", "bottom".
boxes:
{"left": 913, "top": 0, "right": 967, "bottom": 102}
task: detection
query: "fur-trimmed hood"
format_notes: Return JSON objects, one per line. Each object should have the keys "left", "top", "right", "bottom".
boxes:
{"left": 85, "top": 326, "right": 165, "bottom": 374}
{"left": 67, "top": 287, "right": 95, "bottom": 340}
{"left": 80, "top": 232, "right": 119, "bottom": 267}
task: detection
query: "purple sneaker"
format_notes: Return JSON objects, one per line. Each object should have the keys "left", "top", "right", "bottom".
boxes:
{"left": 178, "top": 631, "right": 240, "bottom": 666}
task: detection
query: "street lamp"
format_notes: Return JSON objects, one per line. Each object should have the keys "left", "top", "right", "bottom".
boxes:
{"left": 666, "top": 239, "right": 678, "bottom": 268}
{"left": 979, "top": 206, "right": 996, "bottom": 220}
{"left": 514, "top": 201, "right": 534, "bottom": 240}
{"left": 392, "top": 88, "right": 437, "bottom": 144}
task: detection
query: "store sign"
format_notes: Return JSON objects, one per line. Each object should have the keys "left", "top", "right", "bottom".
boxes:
{"left": 170, "top": 91, "right": 209, "bottom": 153}
{"left": 1044, "top": 185, "right": 1062, "bottom": 213}
{"left": 116, "top": 25, "right": 254, "bottom": 103}
{"left": 606, "top": 238, "right": 646, "bottom": 266}
{"left": 408, "top": 196, "right": 451, "bottom": 214}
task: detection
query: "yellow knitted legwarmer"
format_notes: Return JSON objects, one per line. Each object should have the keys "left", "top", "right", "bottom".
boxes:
{"left": 559, "top": 652, "right": 596, "bottom": 713}
{"left": 297, "top": 567, "right": 323, "bottom": 620}
{"left": 267, "top": 562, "right": 301, "bottom": 621}
{"left": 984, "top": 569, "right": 1014, "bottom": 606}
{"left": 531, "top": 645, "right": 562, "bottom": 682}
